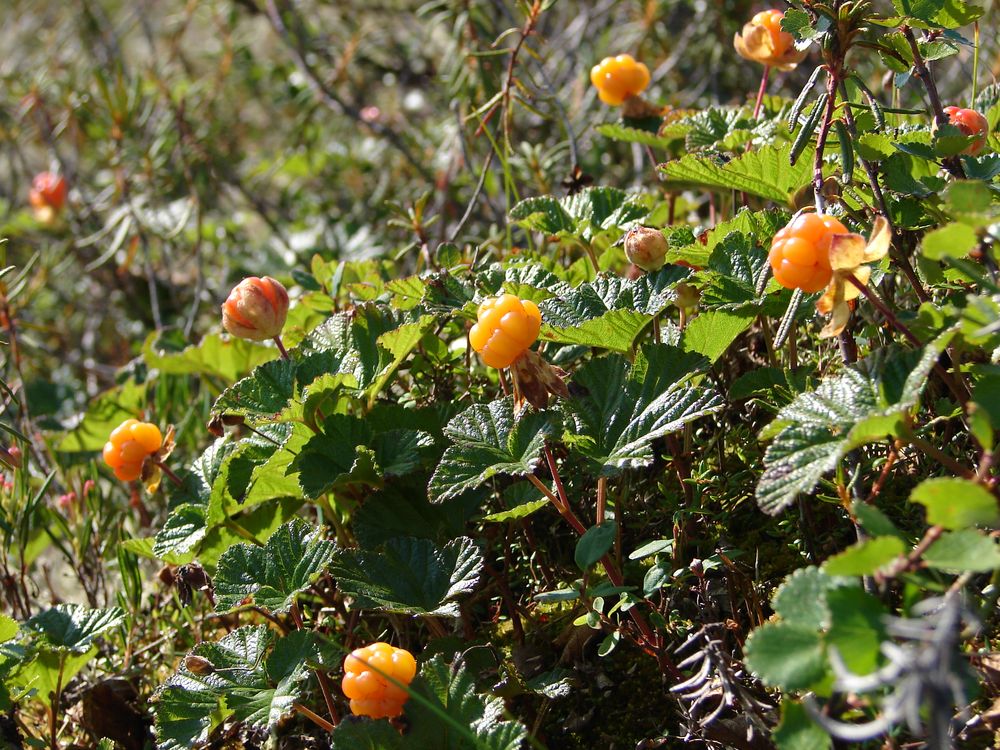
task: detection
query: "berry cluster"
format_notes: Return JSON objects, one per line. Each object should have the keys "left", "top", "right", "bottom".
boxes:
{"left": 590, "top": 54, "right": 650, "bottom": 106}
{"left": 102, "top": 419, "right": 163, "bottom": 482}
{"left": 769, "top": 213, "right": 849, "bottom": 293}
{"left": 341, "top": 642, "right": 417, "bottom": 719}
{"left": 469, "top": 294, "right": 542, "bottom": 369}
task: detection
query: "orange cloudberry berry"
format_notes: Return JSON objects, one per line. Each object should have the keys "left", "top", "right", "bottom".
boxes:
{"left": 342, "top": 642, "right": 417, "bottom": 719}
{"left": 468, "top": 294, "right": 542, "bottom": 370}
{"left": 734, "top": 10, "right": 807, "bottom": 71}
{"left": 768, "top": 213, "right": 849, "bottom": 293}
{"left": 590, "top": 54, "right": 651, "bottom": 106}
{"left": 941, "top": 106, "right": 990, "bottom": 155}
{"left": 102, "top": 418, "right": 163, "bottom": 482}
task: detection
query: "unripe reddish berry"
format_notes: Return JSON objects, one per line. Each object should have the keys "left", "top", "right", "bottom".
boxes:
{"left": 468, "top": 294, "right": 542, "bottom": 369}
{"left": 768, "top": 213, "right": 849, "bottom": 293}
{"left": 222, "top": 276, "right": 289, "bottom": 342}
{"left": 590, "top": 54, "right": 651, "bottom": 106}
{"left": 624, "top": 226, "right": 668, "bottom": 272}
{"left": 29, "top": 172, "right": 67, "bottom": 223}
{"left": 29, "top": 172, "right": 67, "bottom": 211}
{"left": 342, "top": 642, "right": 417, "bottom": 719}
{"left": 102, "top": 419, "right": 163, "bottom": 482}
{"left": 941, "top": 106, "right": 990, "bottom": 155}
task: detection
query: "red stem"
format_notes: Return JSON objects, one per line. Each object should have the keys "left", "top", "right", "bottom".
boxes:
{"left": 273, "top": 335, "right": 290, "bottom": 360}
{"left": 156, "top": 460, "right": 184, "bottom": 488}
{"left": 752, "top": 65, "right": 771, "bottom": 120}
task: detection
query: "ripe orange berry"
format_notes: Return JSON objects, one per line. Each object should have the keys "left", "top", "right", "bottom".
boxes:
{"left": 103, "top": 419, "right": 163, "bottom": 483}
{"left": 768, "top": 213, "right": 849, "bottom": 293}
{"left": 29, "top": 172, "right": 67, "bottom": 212}
{"left": 734, "top": 9, "right": 806, "bottom": 71}
{"left": 942, "top": 106, "right": 990, "bottom": 155}
{"left": 751, "top": 10, "right": 794, "bottom": 58}
{"left": 468, "top": 294, "right": 542, "bottom": 369}
{"left": 342, "top": 642, "right": 417, "bottom": 719}
{"left": 590, "top": 54, "right": 651, "bottom": 106}
{"left": 222, "top": 276, "right": 290, "bottom": 342}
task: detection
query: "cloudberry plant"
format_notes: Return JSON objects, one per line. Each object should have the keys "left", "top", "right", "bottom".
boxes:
{"left": 590, "top": 54, "right": 650, "bottom": 106}
{"left": 942, "top": 106, "right": 990, "bottom": 155}
{"left": 768, "top": 212, "right": 849, "bottom": 293}
{"left": 468, "top": 294, "right": 542, "bottom": 369}
{"left": 342, "top": 642, "right": 417, "bottom": 719}
{"left": 102, "top": 419, "right": 163, "bottom": 482}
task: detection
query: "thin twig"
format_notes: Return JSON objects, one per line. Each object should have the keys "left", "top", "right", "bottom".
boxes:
{"left": 902, "top": 26, "right": 965, "bottom": 179}
{"left": 262, "top": 0, "right": 430, "bottom": 181}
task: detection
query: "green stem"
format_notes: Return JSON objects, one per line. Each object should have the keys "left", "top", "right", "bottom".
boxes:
{"left": 224, "top": 518, "right": 264, "bottom": 547}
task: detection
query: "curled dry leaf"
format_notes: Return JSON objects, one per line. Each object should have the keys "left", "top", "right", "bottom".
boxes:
{"left": 511, "top": 349, "right": 569, "bottom": 411}
{"left": 816, "top": 216, "right": 892, "bottom": 338}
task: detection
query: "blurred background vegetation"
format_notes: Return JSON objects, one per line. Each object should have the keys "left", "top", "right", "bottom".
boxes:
{"left": 0, "top": 0, "right": 995, "bottom": 430}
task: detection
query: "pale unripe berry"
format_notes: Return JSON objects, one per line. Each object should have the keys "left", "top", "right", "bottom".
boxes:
{"left": 222, "top": 277, "right": 289, "bottom": 342}
{"left": 624, "top": 226, "right": 668, "bottom": 272}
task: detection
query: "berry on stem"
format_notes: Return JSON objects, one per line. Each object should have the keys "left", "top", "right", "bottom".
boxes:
{"left": 469, "top": 294, "right": 542, "bottom": 369}
{"left": 222, "top": 276, "right": 290, "bottom": 343}
{"left": 102, "top": 418, "right": 163, "bottom": 482}
{"left": 734, "top": 10, "right": 807, "bottom": 71}
{"left": 342, "top": 642, "right": 417, "bottom": 719}
{"left": 941, "top": 106, "right": 990, "bottom": 155}
{"left": 590, "top": 54, "right": 650, "bottom": 106}
{"left": 768, "top": 213, "right": 849, "bottom": 293}
{"left": 624, "top": 226, "right": 668, "bottom": 272}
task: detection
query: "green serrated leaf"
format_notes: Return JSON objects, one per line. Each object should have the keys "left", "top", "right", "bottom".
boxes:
{"left": 404, "top": 654, "right": 528, "bottom": 750}
{"left": 215, "top": 519, "right": 337, "bottom": 613}
{"left": 757, "top": 336, "right": 954, "bottom": 514}
{"left": 924, "top": 529, "right": 1000, "bottom": 572}
{"left": 565, "top": 348, "right": 722, "bottom": 476}
{"left": 744, "top": 622, "right": 826, "bottom": 690}
{"left": 428, "top": 397, "right": 556, "bottom": 503}
{"left": 772, "top": 567, "right": 838, "bottom": 630}
{"left": 329, "top": 536, "right": 483, "bottom": 617}
{"left": 25, "top": 604, "right": 125, "bottom": 653}
{"left": 910, "top": 476, "right": 1000, "bottom": 529}
{"left": 153, "top": 627, "right": 312, "bottom": 750}
{"left": 921, "top": 223, "right": 979, "bottom": 260}
{"left": 659, "top": 144, "right": 815, "bottom": 204}
{"left": 143, "top": 332, "right": 277, "bottom": 382}
{"left": 681, "top": 309, "right": 755, "bottom": 362}
{"left": 826, "top": 587, "right": 887, "bottom": 675}
{"left": 595, "top": 122, "right": 684, "bottom": 150}
{"left": 823, "top": 537, "right": 905, "bottom": 576}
